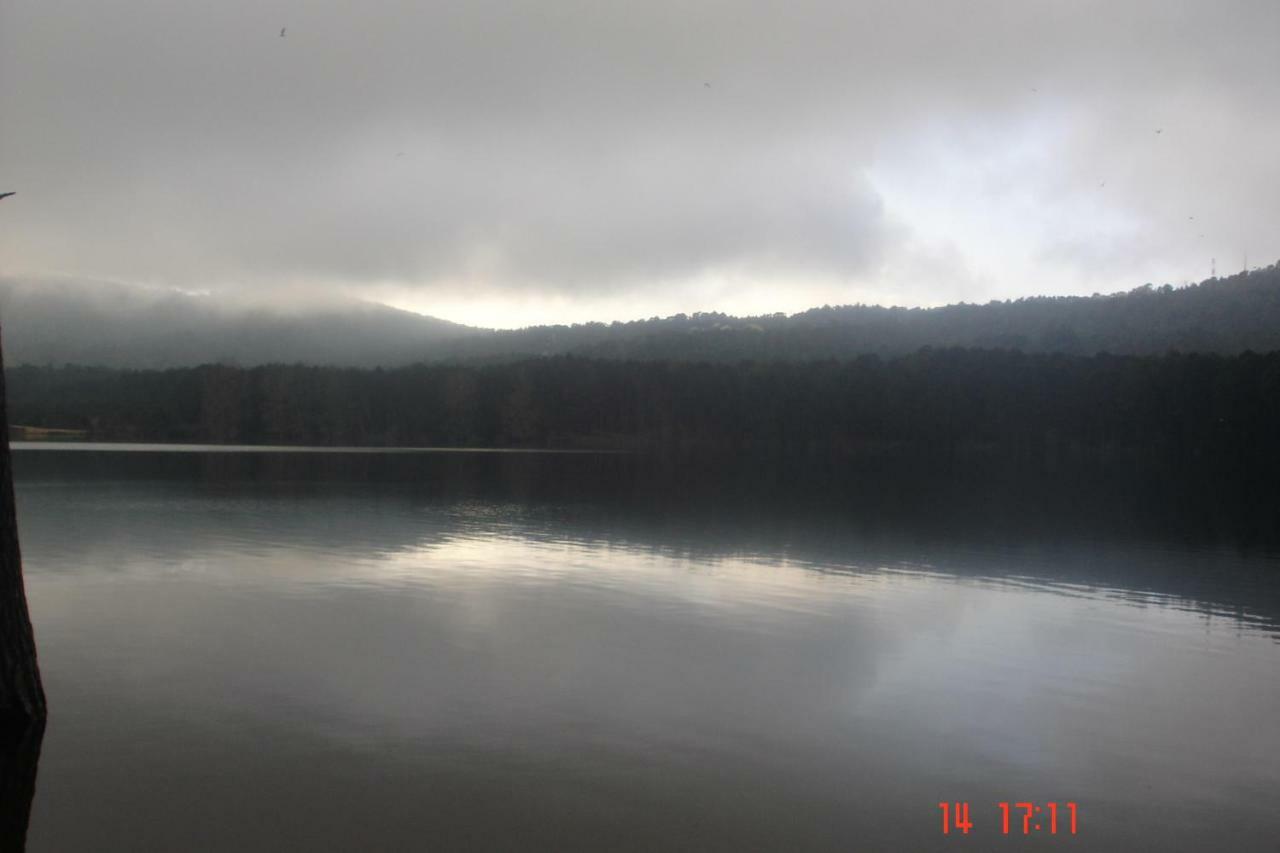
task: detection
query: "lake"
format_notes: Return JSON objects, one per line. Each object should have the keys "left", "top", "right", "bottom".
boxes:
{"left": 9, "top": 445, "right": 1280, "bottom": 851}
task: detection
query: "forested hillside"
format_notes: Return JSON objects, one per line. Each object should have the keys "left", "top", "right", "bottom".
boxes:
{"left": 8, "top": 350, "right": 1279, "bottom": 462}
{"left": 465, "top": 265, "right": 1280, "bottom": 362}
{"left": 3, "top": 265, "right": 1278, "bottom": 367}
{"left": 0, "top": 278, "right": 476, "bottom": 368}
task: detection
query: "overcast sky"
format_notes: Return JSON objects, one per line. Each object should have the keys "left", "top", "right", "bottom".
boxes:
{"left": 2, "top": 0, "right": 1277, "bottom": 327}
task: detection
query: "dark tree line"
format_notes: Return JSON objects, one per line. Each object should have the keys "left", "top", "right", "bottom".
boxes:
{"left": 464, "top": 265, "right": 1280, "bottom": 363}
{"left": 3, "top": 264, "right": 1279, "bottom": 369}
{"left": 7, "top": 348, "right": 1280, "bottom": 464}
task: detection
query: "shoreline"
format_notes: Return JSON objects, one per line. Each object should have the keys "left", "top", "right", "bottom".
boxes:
{"left": 9, "top": 441, "right": 627, "bottom": 455}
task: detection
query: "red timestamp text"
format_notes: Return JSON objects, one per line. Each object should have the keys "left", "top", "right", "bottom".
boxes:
{"left": 939, "top": 801, "right": 1078, "bottom": 835}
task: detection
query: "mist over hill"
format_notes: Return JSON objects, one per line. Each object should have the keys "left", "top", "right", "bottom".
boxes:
{"left": 468, "top": 265, "right": 1280, "bottom": 362}
{"left": 2, "top": 265, "right": 1278, "bottom": 368}
{"left": 0, "top": 278, "right": 476, "bottom": 368}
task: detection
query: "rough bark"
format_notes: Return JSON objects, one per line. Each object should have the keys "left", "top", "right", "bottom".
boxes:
{"left": 0, "top": 325, "right": 45, "bottom": 721}
{"left": 0, "top": 716, "right": 42, "bottom": 853}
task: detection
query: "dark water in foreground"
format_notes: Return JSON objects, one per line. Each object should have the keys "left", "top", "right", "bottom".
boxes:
{"left": 8, "top": 445, "right": 1280, "bottom": 851}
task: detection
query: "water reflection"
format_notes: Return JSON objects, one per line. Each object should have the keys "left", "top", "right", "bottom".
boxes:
{"left": 10, "top": 448, "right": 1280, "bottom": 851}
{"left": 15, "top": 448, "right": 1280, "bottom": 637}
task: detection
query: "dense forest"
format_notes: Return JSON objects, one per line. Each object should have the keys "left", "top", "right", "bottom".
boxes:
{"left": 3, "top": 264, "right": 1278, "bottom": 367}
{"left": 466, "top": 265, "right": 1280, "bottom": 362}
{"left": 7, "top": 349, "right": 1280, "bottom": 464}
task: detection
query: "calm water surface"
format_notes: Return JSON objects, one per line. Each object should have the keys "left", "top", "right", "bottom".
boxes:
{"left": 10, "top": 447, "right": 1280, "bottom": 851}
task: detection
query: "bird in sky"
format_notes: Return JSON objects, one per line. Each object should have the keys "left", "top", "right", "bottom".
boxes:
{"left": 280, "top": 27, "right": 287, "bottom": 38}
{"left": 1155, "top": 128, "right": 1163, "bottom": 134}
{"left": 0, "top": 192, "right": 15, "bottom": 201}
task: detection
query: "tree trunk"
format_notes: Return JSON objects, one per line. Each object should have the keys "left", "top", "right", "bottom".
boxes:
{"left": 0, "top": 325, "right": 45, "bottom": 722}
{"left": 0, "top": 716, "right": 43, "bottom": 852}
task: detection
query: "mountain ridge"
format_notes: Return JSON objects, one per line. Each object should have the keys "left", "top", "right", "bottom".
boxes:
{"left": 2, "top": 264, "right": 1278, "bottom": 367}
{"left": 0, "top": 277, "right": 477, "bottom": 368}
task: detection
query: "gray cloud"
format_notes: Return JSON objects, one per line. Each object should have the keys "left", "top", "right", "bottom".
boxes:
{"left": 2, "top": 0, "right": 1277, "bottom": 319}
